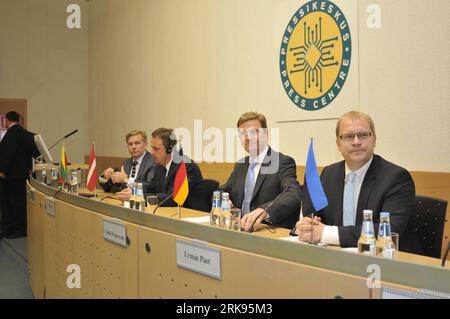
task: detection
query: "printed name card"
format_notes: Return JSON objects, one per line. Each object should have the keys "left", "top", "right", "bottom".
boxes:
{"left": 103, "top": 219, "right": 127, "bottom": 247}
{"left": 44, "top": 196, "right": 55, "bottom": 217}
{"left": 176, "top": 239, "right": 221, "bottom": 280}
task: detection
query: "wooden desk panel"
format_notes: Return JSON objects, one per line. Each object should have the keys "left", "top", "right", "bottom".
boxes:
{"left": 138, "top": 227, "right": 372, "bottom": 299}
{"left": 27, "top": 179, "right": 450, "bottom": 298}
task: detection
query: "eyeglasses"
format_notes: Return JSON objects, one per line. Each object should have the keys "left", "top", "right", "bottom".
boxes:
{"left": 338, "top": 131, "right": 372, "bottom": 142}
{"left": 238, "top": 128, "right": 260, "bottom": 138}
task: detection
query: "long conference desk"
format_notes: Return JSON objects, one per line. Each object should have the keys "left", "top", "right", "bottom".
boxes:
{"left": 26, "top": 177, "right": 450, "bottom": 299}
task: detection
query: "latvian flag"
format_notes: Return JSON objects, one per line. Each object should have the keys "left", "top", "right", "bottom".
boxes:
{"left": 87, "top": 143, "right": 98, "bottom": 191}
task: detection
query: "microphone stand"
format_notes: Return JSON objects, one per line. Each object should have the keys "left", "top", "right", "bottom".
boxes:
{"left": 152, "top": 192, "right": 174, "bottom": 214}
{"left": 442, "top": 241, "right": 450, "bottom": 267}
{"left": 247, "top": 188, "right": 289, "bottom": 233}
{"left": 48, "top": 129, "right": 79, "bottom": 152}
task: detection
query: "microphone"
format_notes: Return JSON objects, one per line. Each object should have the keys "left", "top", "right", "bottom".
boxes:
{"left": 152, "top": 192, "right": 174, "bottom": 214}
{"left": 442, "top": 241, "right": 450, "bottom": 267}
{"left": 246, "top": 188, "right": 290, "bottom": 233}
{"left": 64, "top": 129, "right": 78, "bottom": 139}
{"left": 48, "top": 129, "right": 79, "bottom": 151}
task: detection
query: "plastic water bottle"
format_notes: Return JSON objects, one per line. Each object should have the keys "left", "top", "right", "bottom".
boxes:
{"left": 210, "top": 191, "right": 221, "bottom": 226}
{"left": 376, "top": 212, "right": 396, "bottom": 258}
{"left": 41, "top": 170, "right": 47, "bottom": 184}
{"left": 70, "top": 171, "right": 79, "bottom": 195}
{"left": 220, "top": 192, "right": 231, "bottom": 227}
{"left": 135, "top": 183, "right": 146, "bottom": 211}
{"left": 51, "top": 169, "right": 59, "bottom": 188}
{"left": 357, "top": 210, "right": 376, "bottom": 255}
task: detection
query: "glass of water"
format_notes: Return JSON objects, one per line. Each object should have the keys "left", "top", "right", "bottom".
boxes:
{"left": 229, "top": 208, "right": 242, "bottom": 231}
{"left": 146, "top": 195, "right": 159, "bottom": 213}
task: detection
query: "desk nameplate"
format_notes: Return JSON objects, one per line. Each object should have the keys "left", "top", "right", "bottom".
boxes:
{"left": 44, "top": 196, "right": 55, "bottom": 217}
{"left": 103, "top": 218, "right": 127, "bottom": 248}
{"left": 176, "top": 239, "right": 221, "bottom": 280}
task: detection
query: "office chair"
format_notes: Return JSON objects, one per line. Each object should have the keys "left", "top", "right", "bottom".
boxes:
{"left": 190, "top": 179, "right": 219, "bottom": 212}
{"left": 413, "top": 195, "right": 447, "bottom": 258}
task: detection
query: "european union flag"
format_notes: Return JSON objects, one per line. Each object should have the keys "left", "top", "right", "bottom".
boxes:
{"left": 305, "top": 139, "right": 328, "bottom": 212}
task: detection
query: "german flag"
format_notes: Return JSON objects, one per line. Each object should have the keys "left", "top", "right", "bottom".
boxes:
{"left": 173, "top": 160, "right": 189, "bottom": 206}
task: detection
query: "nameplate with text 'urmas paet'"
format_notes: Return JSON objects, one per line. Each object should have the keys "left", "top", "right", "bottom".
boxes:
{"left": 176, "top": 239, "right": 221, "bottom": 280}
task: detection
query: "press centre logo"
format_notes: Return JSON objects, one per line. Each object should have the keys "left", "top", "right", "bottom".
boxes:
{"left": 280, "top": 0, "right": 352, "bottom": 111}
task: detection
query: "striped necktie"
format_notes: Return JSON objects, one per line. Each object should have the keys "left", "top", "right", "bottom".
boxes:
{"left": 130, "top": 160, "right": 138, "bottom": 179}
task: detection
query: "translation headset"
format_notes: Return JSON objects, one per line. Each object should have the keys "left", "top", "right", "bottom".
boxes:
{"left": 164, "top": 131, "right": 177, "bottom": 154}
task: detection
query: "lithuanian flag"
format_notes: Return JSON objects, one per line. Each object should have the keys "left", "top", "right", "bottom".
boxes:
{"left": 59, "top": 143, "right": 68, "bottom": 184}
{"left": 173, "top": 160, "right": 189, "bottom": 206}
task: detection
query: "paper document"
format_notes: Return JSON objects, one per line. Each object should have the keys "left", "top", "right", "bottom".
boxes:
{"left": 182, "top": 216, "right": 211, "bottom": 224}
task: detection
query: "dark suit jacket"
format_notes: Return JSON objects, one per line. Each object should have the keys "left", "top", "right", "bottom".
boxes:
{"left": 220, "top": 147, "right": 301, "bottom": 229}
{"left": 302, "top": 154, "right": 421, "bottom": 253}
{"left": 144, "top": 152, "right": 204, "bottom": 211}
{"left": 0, "top": 124, "right": 39, "bottom": 180}
{"left": 100, "top": 151, "right": 155, "bottom": 193}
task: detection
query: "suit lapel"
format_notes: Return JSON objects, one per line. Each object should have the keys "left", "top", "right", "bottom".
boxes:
{"left": 334, "top": 162, "right": 346, "bottom": 226}
{"left": 236, "top": 161, "right": 249, "bottom": 206}
{"left": 251, "top": 147, "right": 274, "bottom": 200}
{"left": 136, "top": 152, "right": 150, "bottom": 180}
{"left": 165, "top": 162, "right": 177, "bottom": 193}
{"left": 355, "top": 156, "right": 379, "bottom": 225}
{"left": 124, "top": 158, "right": 132, "bottom": 175}
{"left": 252, "top": 164, "right": 267, "bottom": 200}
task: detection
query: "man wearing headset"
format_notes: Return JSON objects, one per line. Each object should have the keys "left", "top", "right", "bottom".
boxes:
{"left": 117, "top": 128, "right": 204, "bottom": 209}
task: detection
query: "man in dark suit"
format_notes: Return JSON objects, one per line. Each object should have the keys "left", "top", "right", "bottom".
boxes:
{"left": 221, "top": 112, "right": 302, "bottom": 231}
{"left": 99, "top": 130, "right": 155, "bottom": 193}
{"left": 297, "top": 111, "right": 421, "bottom": 254}
{"left": 117, "top": 128, "right": 205, "bottom": 211}
{"left": 147, "top": 128, "right": 205, "bottom": 210}
{"left": 0, "top": 111, "right": 39, "bottom": 239}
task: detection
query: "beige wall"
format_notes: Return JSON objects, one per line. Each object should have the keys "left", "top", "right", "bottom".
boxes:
{"left": 87, "top": 0, "right": 450, "bottom": 172}
{"left": 88, "top": 0, "right": 450, "bottom": 173}
{"left": 0, "top": 0, "right": 89, "bottom": 163}
{"left": 2, "top": 0, "right": 448, "bottom": 172}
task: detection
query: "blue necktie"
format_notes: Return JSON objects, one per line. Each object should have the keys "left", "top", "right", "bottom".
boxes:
{"left": 343, "top": 172, "right": 356, "bottom": 226}
{"left": 242, "top": 162, "right": 257, "bottom": 215}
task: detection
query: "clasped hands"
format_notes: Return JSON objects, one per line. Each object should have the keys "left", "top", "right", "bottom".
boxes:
{"left": 103, "top": 168, "right": 127, "bottom": 184}
{"left": 296, "top": 216, "right": 324, "bottom": 244}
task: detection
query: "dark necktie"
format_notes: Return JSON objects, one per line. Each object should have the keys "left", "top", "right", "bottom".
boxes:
{"left": 130, "top": 160, "right": 138, "bottom": 179}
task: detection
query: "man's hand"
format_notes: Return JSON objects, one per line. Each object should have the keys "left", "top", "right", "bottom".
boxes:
{"left": 103, "top": 168, "right": 114, "bottom": 180}
{"left": 241, "top": 208, "right": 267, "bottom": 232}
{"left": 116, "top": 188, "right": 131, "bottom": 201}
{"left": 0, "top": 172, "right": 5, "bottom": 179}
{"left": 111, "top": 171, "right": 128, "bottom": 184}
{"left": 297, "top": 216, "right": 324, "bottom": 243}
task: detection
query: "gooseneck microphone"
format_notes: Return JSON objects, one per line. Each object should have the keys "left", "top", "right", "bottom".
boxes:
{"left": 152, "top": 192, "right": 174, "bottom": 214}
{"left": 442, "top": 241, "right": 450, "bottom": 267}
{"left": 48, "top": 129, "right": 79, "bottom": 151}
{"left": 247, "top": 188, "right": 289, "bottom": 233}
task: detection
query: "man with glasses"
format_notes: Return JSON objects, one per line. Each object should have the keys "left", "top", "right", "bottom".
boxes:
{"left": 220, "top": 112, "right": 302, "bottom": 232}
{"left": 296, "top": 111, "right": 421, "bottom": 253}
